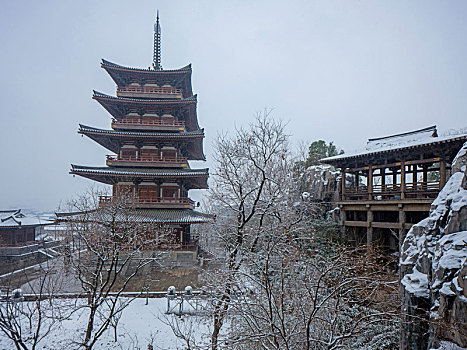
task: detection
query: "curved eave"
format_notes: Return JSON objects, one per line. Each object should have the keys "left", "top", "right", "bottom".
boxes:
{"left": 93, "top": 91, "right": 200, "bottom": 131}
{"left": 101, "top": 59, "right": 193, "bottom": 97}
{"left": 70, "top": 165, "right": 209, "bottom": 189}
{"left": 57, "top": 208, "right": 213, "bottom": 224}
{"left": 321, "top": 135, "right": 467, "bottom": 168}
{"left": 78, "top": 125, "right": 205, "bottom": 160}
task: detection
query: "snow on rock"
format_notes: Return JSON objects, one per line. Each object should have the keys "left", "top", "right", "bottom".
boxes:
{"left": 401, "top": 268, "right": 430, "bottom": 298}
{"left": 452, "top": 142, "right": 467, "bottom": 174}
{"left": 400, "top": 141, "right": 467, "bottom": 349}
{"left": 296, "top": 164, "right": 340, "bottom": 202}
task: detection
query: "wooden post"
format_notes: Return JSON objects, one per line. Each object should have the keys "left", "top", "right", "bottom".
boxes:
{"left": 399, "top": 208, "right": 406, "bottom": 250}
{"left": 381, "top": 167, "right": 386, "bottom": 188}
{"left": 367, "top": 210, "right": 373, "bottom": 245}
{"left": 400, "top": 161, "right": 406, "bottom": 199}
{"left": 439, "top": 159, "right": 446, "bottom": 189}
{"left": 423, "top": 165, "right": 428, "bottom": 183}
{"left": 355, "top": 172, "right": 360, "bottom": 190}
{"left": 368, "top": 165, "right": 373, "bottom": 200}
{"left": 341, "top": 168, "right": 346, "bottom": 200}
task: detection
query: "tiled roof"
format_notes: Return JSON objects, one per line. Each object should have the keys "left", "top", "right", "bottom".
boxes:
{"left": 93, "top": 90, "right": 197, "bottom": 103}
{"left": 101, "top": 59, "right": 192, "bottom": 73}
{"left": 79, "top": 124, "right": 204, "bottom": 138}
{"left": 70, "top": 165, "right": 209, "bottom": 177}
{"left": 57, "top": 208, "right": 212, "bottom": 224}
{"left": 322, "top": 133, "right": 467, "bottom": 164}
{"left": 0, "top": 209, "right": 54, "bottom": 228}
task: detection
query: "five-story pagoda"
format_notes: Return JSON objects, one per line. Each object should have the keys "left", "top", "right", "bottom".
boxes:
{"left": 71, "top": 13, "right": 210, "bottom": 249}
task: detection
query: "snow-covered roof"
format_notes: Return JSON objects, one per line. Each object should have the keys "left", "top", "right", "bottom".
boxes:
{"left": 321, "top": 126, "right": 467, "bottom": 164}
{"left": 57, "top": 208, "right": 213, "bottom": 224}
{"left": 0, "top": 209, "right": 55, "bottom": 228}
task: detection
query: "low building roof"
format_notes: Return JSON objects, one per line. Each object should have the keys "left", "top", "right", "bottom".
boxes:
{"left": 0, "top": 209, "right": 54, "bottom": 228}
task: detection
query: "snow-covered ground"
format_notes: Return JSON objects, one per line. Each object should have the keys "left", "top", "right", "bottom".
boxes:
{"left": 0, "top": 297, "right": 212, "bottom": 349}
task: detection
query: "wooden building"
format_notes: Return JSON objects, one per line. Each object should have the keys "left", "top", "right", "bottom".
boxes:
{"left": 321, "top": 126, "right": 467, "bottom": 251}
{"left": 70, "top": 13, "right": 210, "bottom": 250}
{"left": 0, "top": 209, "right": 51, "bottom": 246}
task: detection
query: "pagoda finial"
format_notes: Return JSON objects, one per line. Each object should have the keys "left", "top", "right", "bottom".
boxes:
{"left": 152, "top": 10, "right": 162, "bottom": 71}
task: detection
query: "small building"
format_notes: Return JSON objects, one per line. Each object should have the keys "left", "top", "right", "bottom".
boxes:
{"left": 0, "top": 209, "right": 57, "bottom": 274}
{"left": 0, "top": 209, "right": 51, "bottom": 246}
{"left": 321, "top": 126, "right": 467, "bottom": 251}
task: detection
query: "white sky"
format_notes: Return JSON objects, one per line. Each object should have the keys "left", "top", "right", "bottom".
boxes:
{"left": 1, "top": 0, "right": 466, "bottom": 211}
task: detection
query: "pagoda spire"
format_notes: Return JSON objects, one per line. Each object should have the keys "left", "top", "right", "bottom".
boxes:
{"left": 152, "top": 10, "right": 162, "bottom": 71}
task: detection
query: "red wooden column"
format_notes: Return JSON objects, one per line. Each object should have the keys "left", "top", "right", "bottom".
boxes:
{"left": 400, "top": 161, "right": 406, "bottom": 199}
{"left": 368, "top": 165, "right": 373, "bottom": 200}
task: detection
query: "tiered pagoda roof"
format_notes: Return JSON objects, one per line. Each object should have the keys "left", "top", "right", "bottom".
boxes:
{"left": 70, "top": 165, "right": 209, "bottom": 188}
{"left": 101, "top": 59, "right": 193, "bottom": 97}
{"left": 92, "top": 91, "right": 199, "bottom": 131}
{"left": 57, "top": 208, "right": 212, "bottom": 224}
{"left": 78, "top": 124, "right": 205, "bottom": 160}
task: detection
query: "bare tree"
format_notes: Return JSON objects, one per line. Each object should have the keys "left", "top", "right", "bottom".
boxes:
{"left": 205, "top": 110, "right": 292, "bottom": 349}
{"left": 200, "top": 111, "right": 400, "bottom": 349}
{"left": 63, "top": 190, "right": 168, "bottom": 350}
{"left": 0, "top": 259, "right": 71, "bottom": 350}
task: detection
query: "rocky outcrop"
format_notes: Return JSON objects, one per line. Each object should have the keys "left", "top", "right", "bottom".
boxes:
{"left": 297, "top": 164, "right": 340, "bottom": 203}
{"left": 400, "top": 142, "right": 467, "bottom": 349}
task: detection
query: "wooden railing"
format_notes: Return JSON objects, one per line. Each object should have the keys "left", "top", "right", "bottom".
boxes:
{"left": 117, "top": 86, "right": 182, "bottom": 95}
{"left": 106, "top": 155, "right": 187, "bottom": 164}
{"left": 112, "top": 118, "right": 185, "bottom": 127}
{"left": 156, "top": 241, "right": 198, "bottom": 251}
{"left": 138, "top": 197, "right": 194, "bottom": 205}
{"left": 344, "top": 181, "right": 440, "bottom": 200}
{"left": 98, "top": 195, "right": 194, "bottom": 207}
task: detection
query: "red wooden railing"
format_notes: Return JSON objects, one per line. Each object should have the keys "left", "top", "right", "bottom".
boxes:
{"left": 117, "top": 86, "right": 182, "bottom": 95}
{"left": 106, "top": 155, "right": 187, "bottom": 164}
{"left": 111, "top": 118, "right": 185, "bottom": 127}
{"left": 99, "top": 195, "right": 194, "bottom": 207}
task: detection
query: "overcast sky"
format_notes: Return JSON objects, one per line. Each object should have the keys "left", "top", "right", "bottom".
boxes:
{"left": 1, "top": 0, "right": 466, "bottom": 212}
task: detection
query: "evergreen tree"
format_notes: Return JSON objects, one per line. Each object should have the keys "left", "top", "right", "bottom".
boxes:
{"left": 305, "top": 140, "right": 343, "bottom": 167}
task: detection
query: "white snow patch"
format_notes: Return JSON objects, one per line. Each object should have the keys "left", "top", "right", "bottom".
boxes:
{"left": 439, "top": 282, "right": 456, "bottom": 296}
{"left": 401, "top": 268, "right": 430, "bottom": 298}
{"left": 0, "top": 297, "right": 212, "bottom": 350}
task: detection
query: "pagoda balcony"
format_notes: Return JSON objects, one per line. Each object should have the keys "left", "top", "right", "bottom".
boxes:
{"left": 116, "top": 86, "right": 183, "bottom": 99}
{"left": 98, "top": 195, "right": 195, "bottom": 209}
{"left": 106, "top": 155, "right": 188, "bottom": 168}
{"left": 342, "top": 180, "right": 440, "bottom": 201}
{"left": 111, "top": 118, "right": 185, "bottom": 131}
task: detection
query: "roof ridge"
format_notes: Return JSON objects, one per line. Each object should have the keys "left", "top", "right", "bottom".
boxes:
{"left": 368, "top": 125, "right": 437, "bottom": 142}
{"left": 79, "top": 124, "right": 204, "bottom": 136}
{"left": 101, "top": 59, "right": 192, "bottom": 72}
{"left": 92, "top": 90, "right": 197, "bottom": 102}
